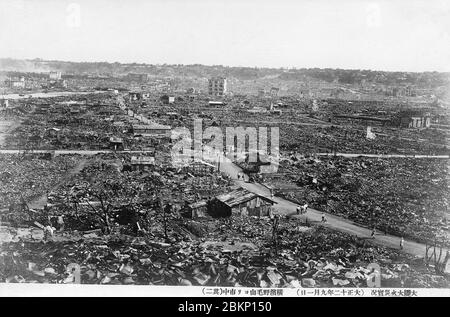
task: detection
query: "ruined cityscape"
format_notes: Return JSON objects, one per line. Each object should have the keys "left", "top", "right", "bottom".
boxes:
{"left": 0, "top": 58, "right": 448, "bottom": 290}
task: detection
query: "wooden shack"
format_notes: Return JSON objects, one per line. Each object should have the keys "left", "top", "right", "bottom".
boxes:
{"left": 182, "top": 200, "right": 209, "bottom": 219}
{"left": 129, "top": 156, "right": 155, "bottom": 171}
{"left": 210, "top": 187, "right": 275, "bottom": 218}
{"left": 132, "top": 123, "right": 171, "bottom": 138}
{"left": 109, "top": 136, "right": 124, "bottom": 150}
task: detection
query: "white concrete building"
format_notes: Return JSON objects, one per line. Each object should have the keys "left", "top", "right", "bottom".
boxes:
{"left": 208, "top": 77, "right": 227, "bottom": 96}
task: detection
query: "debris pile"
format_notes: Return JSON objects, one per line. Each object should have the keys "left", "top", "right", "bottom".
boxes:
{"left": 269, "top": 156, "right": 449, "bottom": 245}
{"left": 1, "top": 219, "right": 448, "bottom": 288}
{"left": 0, "top": 154, "right": 79, "bottom": 210}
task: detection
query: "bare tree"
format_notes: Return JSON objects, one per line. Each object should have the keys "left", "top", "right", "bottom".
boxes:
{"left": 425, "top": 234, "right": 447, "bottom": 275}
{"left": 63, "top": 166, "right": 143, "bottom": 233}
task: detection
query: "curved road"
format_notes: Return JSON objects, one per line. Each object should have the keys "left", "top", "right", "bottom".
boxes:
{"left": 216, "top": 156, "right": 448, "bottom": 260}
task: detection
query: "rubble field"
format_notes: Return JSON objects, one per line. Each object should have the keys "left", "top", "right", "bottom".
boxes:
{"left": 0, "top": 154, "right": 80, "bottom": 211}
{"left": 1, "top": 217, "right": 448, "bottom": 288}
{"left": 1, "top": 84, "right": 449, "bottom": 290}
{"left": 267, "top": 156, "right": 449, "bottom": 246}
{"left": 1, "top": 154, "right": 447, "bottom": 288}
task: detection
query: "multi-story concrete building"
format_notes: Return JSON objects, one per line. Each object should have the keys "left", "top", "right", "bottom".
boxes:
{"left": 11, "top": 80, "right": 25, "bottom": 88}
{"left": 49, "top": 71, "right": 62, "bottom": 80}
{"left": 270, "top": 87, "right": 279, "bottom": 97}
{"left": 5, "top": 76, "right": 26, "bottom": 89}
{"left": 208, "top": 77, "right": 227, "bottom": 96}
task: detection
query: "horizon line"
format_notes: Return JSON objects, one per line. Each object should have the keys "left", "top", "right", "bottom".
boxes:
{"left": 0, "top": 57, "right": 449, "bottom": 75}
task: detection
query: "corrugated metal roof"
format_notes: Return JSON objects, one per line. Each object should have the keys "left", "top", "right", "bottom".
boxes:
{"left": 216, "top": 188, "right": 275, "bottom": 207}
{"left": 133, "top": 122, "right": 171, "bottom": 130}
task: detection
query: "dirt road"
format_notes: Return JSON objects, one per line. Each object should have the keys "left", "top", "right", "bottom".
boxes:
{"left": 217, "top": 157, "right": 448, "bottom": 259}
{"left": 28, "top": 158, "right": 89, "bottom": 210}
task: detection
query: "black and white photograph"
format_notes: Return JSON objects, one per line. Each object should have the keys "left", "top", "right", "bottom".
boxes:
{"left": 0, "top": 0, "right": 449, "bottom": 299}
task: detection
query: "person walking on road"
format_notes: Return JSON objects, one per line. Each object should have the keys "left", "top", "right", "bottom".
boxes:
{"left": 302, "top": 203, "right": 308, "bottom": 214}
{"left": 321, "top": 213, "right": 327, "bottom": 223}
{"left": 400, "top": 237, "right": 404, "bottom": 250}
{"left": 296, "top": 206, "right": 301, "bottom": 215}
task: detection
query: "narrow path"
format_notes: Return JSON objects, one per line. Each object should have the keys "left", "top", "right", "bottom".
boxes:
{"left": 1, "top": 149, "right": 448, "bottom": 160}
{"left": 28, "top": 158, "right": 89, "bottom": 210}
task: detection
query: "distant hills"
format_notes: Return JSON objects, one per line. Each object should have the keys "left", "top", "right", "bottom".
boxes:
{"left": 1, "top": 57, "right": 449, "bottom": 88}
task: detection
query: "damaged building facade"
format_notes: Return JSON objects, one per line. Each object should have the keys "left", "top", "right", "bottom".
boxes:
{"left": 208, "top": 77, "right": 227, "bottom": 96}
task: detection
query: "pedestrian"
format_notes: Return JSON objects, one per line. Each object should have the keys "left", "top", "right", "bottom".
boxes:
{"left": 43, "top": 225, "right": 54, "bottom": 241}
{"left": 371, "top": 228, "right": 375, "bottom": 238}
{"left": 321, "top": 213, "right": 327, "bottom": 223}
{"left": 296, "top": 206, "right": 301, "bottom": 215}
{"left": 57, "top": 215, "right": 65, "bottom": 232}
{"left": 303, "top": 203, "right": 308, "bottom": 214}
{"left": 400, "top": 237, "right": 404, "bottom": 250}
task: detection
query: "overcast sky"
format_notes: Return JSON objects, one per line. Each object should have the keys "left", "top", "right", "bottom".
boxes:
{"left": 0, "top": 0, "right": 449, "bottom": 71}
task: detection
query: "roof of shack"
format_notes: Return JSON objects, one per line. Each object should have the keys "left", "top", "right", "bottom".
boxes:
{"left": 215, "top": 188, "right": 275, "bottom": 207}
{"left": 132, "top": 122, "right": 171, "bottom": 130}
